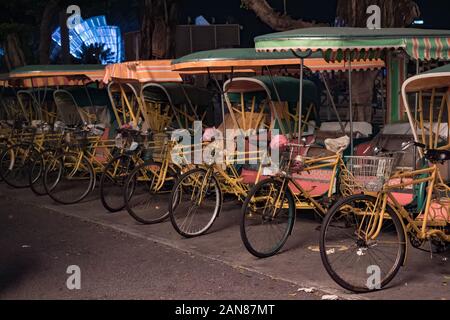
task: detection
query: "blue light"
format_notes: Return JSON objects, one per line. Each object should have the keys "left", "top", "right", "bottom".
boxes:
{"left": 51, "top": 15, "right": 124, "bottom": 64}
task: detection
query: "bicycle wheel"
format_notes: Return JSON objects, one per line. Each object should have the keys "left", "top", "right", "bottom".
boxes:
{"left": 99, "top": 154, "right": 136, "bottom": 213}
{"left": 169, "top": 168, "right": 222, "bottom": 238}
{"left": 0, "top": 141, "right": 8, "bottom": 182}
{"left": 124, "top": 161, "right": 179, "bottom": 224}
{"left": 0, "top": 144, "right": 41, "bottom": 188}
{"left": 320, "top": 194, "right": 406, "bottom": 293}
{"left": 29, "top": 149, "right": 57, "bottom": 196}
{"left": 44, "top": 152, "right": 95, "bottom": 205}
{"left": 240, "top": 178, "right": 295, "bottom": 258}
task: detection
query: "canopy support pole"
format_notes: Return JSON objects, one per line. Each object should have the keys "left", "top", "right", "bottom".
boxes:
{"left": 320, "top": 73, "right": 346, "bottom": 135}
{"left": 414, "top": 59, "right": 420, "bottom": 169}
{"left": 266, "top": 66, "right": 288, "bottom": 136}
{"left": 348, "top": 52, "right": 354, "bottom": 155}
{"left": 83, "top": 84, "right": 96, "bottom": 124}
{"left": 291, "top": 49, "right": 312, "bottom": 144}
{"left": 210, "top": 71, "right": 227, "bottom": 142}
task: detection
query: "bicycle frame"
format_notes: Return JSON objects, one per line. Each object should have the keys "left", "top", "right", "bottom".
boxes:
{"left": 281, "top": 154, "right": 342, "bottom": 214}
{"left": 365, "top": 164, "right": 449, "bottom": 243}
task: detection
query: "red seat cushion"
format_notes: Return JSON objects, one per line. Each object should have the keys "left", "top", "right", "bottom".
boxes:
{"left": 290, "top": 169, "right": 333, "bottom": 197}
{"left": 240, "top": 169, "right": 266, "bottom": 184}
{"left": 417, "top": 200, "right": 450, "bottom": 222}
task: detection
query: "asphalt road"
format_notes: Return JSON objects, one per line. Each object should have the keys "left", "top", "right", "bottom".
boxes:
{"left": 0, "top": 195, "right": 317, "bottom": 300}
{"left": 0, "top": 184, "right": 449, "bottom": 300}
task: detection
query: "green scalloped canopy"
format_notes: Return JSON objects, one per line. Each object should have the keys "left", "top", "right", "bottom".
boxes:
{"left": 172, "top": 48, "right": 322, "bottom": 64}
{"left": 255, "top": 27, "right": 450, "bottom": 61}
{"left": 10, "top": 65, "right": 105, "bottom": 77}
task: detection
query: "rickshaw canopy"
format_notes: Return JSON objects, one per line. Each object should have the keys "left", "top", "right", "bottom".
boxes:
{"left": 64, "top": 87, "right": 112, "bottom": 108}
{"left": 225, "top": 76, "right": 319, "bottom": 106}
{"left": 143, "top": 83, "right": 214, "bottom": 107}
{"left": 255, "top": 27, "right": 450, "bottom": 61}
{"left": 9, "top": 65, "right": 105, "bottom": 88}
{"left": 402, "top": 64, "right": 450, "bottom": 150}
{"left": 103, "top": 60, "right": 182, "bottom": 83}
{"left": 172, "top": 48, "right": 384, "bottom": 73}
{"left": 17, "top": 88, "right": 55, "bottom": 101}
{"left": 403, "top": 64, "right": 450, "bottom": 92}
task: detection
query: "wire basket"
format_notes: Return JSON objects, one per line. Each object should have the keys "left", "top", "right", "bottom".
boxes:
{"left": 344, "top": 156, "right": 398, "bottom": 193}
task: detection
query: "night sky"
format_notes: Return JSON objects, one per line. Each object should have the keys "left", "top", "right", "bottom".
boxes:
{"left": 177, "top": 0, "right": 450, "bottom": 47}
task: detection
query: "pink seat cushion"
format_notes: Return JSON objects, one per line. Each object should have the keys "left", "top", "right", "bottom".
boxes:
{"left": 417, "top": 200, "right": 450, "bottom": 222}
{"left": 240, "top": 168, "right": 332, "bottom": 197}
{"left": 387, "top": 178, "right": 414, "bottom": 206}
{"left": 290, "top": 170, "right": 333, "bottom": 197}
{"left": 390, "top": 193, "right": 414, "bottom": 206}
{"left": 240, "top": 169, "right": 266, "bottom": 184}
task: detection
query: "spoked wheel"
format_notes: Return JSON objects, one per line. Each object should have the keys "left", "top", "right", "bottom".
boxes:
{"left": 44, "top": 152, "right": 95, "bottom": 205}
{"left": 0, "top": 144, "right": 42, "bottom": 188}
{"left": 240, "top": 178, "right": 295, "bottom": 258}
{"left": 320, "top": 194, "right": 406, "bottom": 293}
{"left": 0, "top": 142, "right": 8, "bottom": 182}
{"left": 99, "top": 154, "right": 136, "bottom": 213}
{"left": 169, "top": 168, "right": 222, "bottom": 238}
{"left": 124, "top": 161, "right": 179, "bottom": 224}
{"left": 29, "top": 149, "right": 58, "bottom": 196}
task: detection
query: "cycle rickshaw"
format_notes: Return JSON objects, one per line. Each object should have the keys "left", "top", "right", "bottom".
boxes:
{"left": 168, "top": 48, "right": 384, "bottom": 239}
{"left": 0, "top": 65, "right": 107, "bottom": 191}
{"left": 103, "top": 60, "right": 214, "bottom": 221}
{"left": 255, "top": 26, "right": 450, "bottom": 290}
{"left": 245, "top": 27, "right": 450, "bottom": 260}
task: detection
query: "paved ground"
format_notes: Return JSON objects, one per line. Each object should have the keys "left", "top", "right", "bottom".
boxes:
{"left": 0, "top": 184, "right": 449, "bottom": 300}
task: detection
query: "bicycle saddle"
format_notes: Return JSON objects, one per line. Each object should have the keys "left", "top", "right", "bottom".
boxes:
{"left": 424, "top": 149, "right": 450, "bottom": 163}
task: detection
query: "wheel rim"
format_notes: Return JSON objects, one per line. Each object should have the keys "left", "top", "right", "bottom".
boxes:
{"left": 171, "top": 170, "right": 220, "bottom": 236}
{"left": 101, "top": 156, "right": 134, "bottom": 212}
{"left": 45, "top": 154, "right": 93, "bottom": 204}
{"left": 1, "top": 146, "right": 36, "bottom": 188}
{"left": 321, "top": 196, "right": 405, "bottom": 292}
{"left": 125, "top": 163, "right": 177, "bottom": 224}
{"left": 242, "top": 180, "right": 293, "bottom": 257}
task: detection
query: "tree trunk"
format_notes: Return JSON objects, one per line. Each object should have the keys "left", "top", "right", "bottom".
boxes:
{"left": 140, "top": 0, "right": 155, "bottom": 60}
{"left": 39, "top": 0, "right": 61, "bottom": 64}
{"left": 2, "top": 33, "right": 26, "bottom": 70}
{"left": 59, "top": 10, "right": 71, "bottom": 64}
{"left": 241, "top": 0, "right": 324, "bottom": 31}
{"left": 336, "top": 0, "right": 420, "bottom": 28}
{"left": 140, "top": 0, "right": 180, "bottom": 59}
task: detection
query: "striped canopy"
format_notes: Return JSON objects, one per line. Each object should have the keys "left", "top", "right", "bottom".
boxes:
{"left": 104, "top": 60, "right": 182, "bottom": 83}
{"left": 172, "top": 48, "right": 384, "bottom": 73}
{"left": 8, "top": 65, "right": 105, "bottom": 88}
{"left": 255, "top": 27, "right": 450, "bottom": 62}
